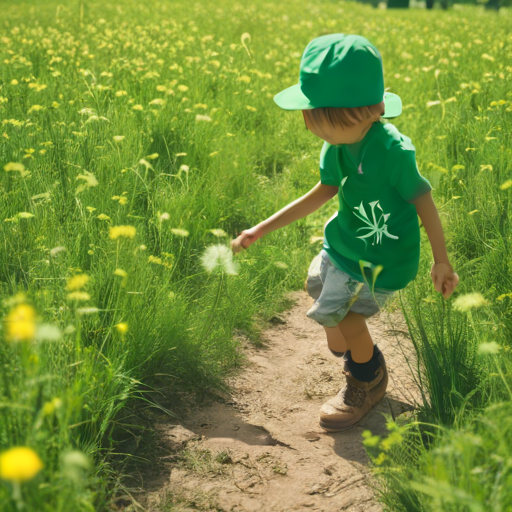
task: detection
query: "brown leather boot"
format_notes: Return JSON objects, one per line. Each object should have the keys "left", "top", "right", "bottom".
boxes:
{"left": 319, "top": 351, "right": 388, "bottom": 432}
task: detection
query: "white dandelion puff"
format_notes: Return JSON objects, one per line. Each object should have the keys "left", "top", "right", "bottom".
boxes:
{"left": 477, "top": 341, "right": 500, "bottom": 355}
{"left": 200, "top": 244, "right": 238, "bottom": 275}
{"left": 50, "top": 246, "right": 67, "bottom": 257}
{"left": 452, "top": 293, "right": 489, "bottom": 312}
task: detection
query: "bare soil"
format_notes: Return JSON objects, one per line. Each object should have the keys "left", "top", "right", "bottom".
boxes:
{"left": 127, "top": 290, "right": 421, "bottom": 512}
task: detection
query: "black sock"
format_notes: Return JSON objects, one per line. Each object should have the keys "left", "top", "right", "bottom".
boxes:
{"left": 346, "top": 345, "right": 382, "bottom": 382}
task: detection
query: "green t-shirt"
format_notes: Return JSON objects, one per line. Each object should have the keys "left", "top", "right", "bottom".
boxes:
{"left": 320, "top": 120, "right": 432, "bottom": 291}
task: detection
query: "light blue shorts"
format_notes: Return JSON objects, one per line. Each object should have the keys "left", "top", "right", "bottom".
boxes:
{"left": 305, "top": 249, "right": 396, "bottom": 328}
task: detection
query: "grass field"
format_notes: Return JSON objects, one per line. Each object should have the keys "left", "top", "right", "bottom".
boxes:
{"left": 0, "top": 0, "right": 511, "bottom": 510}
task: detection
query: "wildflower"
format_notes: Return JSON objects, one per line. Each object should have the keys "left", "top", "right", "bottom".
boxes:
{"left": 179, "top": 164, "right": 189, "bottom": 173}
{"left": 159, "top": 212, "right": 170, "bottom": 222}
{"left": 4, "top": 304, "right": 36, "bottom": 342}
{"left": 67, "top": 292, "right": 90, "bottom": 301}
{"left": 61, "top": 450, "right": 91, "bottom": 484}
{"left": 480, "top": 165, "right": 493, "bottom": 171}
{"left": 86, "top": 206, "right": 96, "bottom": 213}
{"left": 35, "top": 324, "right": 62, "bottom": 341}
{"left": 452, "top": 292, "right": 489, "bottom": 312}
{"left": 132, "top": 104, "right": 143, "bottom": 111}
{"left": 66, "top": 274, "right": 90, "bottom": 291}
{"left": 114, "top": 323, "right": 128, "bottom": 335}
{"left": 28, "top": 105, "right": 44, "bottom": 113}
{"left": 51, "top": 101, "right": 60, "bottom": 108}
{"left": 468, "top": 210, "right": 479, "bottom": 215}
{"left": 195, "top": 114, "right": 212, "bottom": 122}
{"left": 170, "top": 228, "right": 189, "bottom": 237}
{"left": 17, "top": 212, "right": 34, "bottom": 219}
{"left": 109, "top": 225, "right": 136, "bottom": 240}
{"left": 274, "top": 261, "right": 288, "bottom": 269}
{"left": 238, "top": 75, "right": 251, "bottom": 83}
{"left": 156, "top": 85, "right": 167, "bottom": 92}
{"left": 499, "top": 180, "right": 512, "bottom": 190}
{"left": 4, "top": 162, "right": 25, "bottom": 172}
{"left": 76, "top": 172, "right": 98, "bottom": 193}
{"left": 114, "top": 269, "right": 127, "bottom": 278}
{"left": 209, "top": 229, "right": 227, "bottom": 237}
{"left": 177, "top": 85, "right": 189, "bottom": 92}
{"left": 497, "top": 292, "right": 512, "bottom": 301}
{"left": 194, "top": 103, "right": 208, "bottom": 109}
{"left": 147, "top": 153, "right": 159, "bottom": 160}
{"left": 76, "top": 307, "right": 99, "bottom": 315}
{"left": 113, "top": 135, "right": 125, "bottom": 142}
{"left": 481, "top": 53, "right": 495, "bottom": 62}
{"left": 175, "top": 152, "right": 187, "bottom": 157}
{"left": 477, "top": 341, "right": 500, "bottom": 355}
{"left": 209, "top": 151, "right": 220, "bottom": 157}
{"left": 42, "top": 398, "right": 62, "bottom": 415}
{"left": 115, "top": 90, "right": 128, "bottom": 97}
{"left": 149, "top": 98, "right": 165, "bottom": 106}
{"left": 97, "top": 214, "right": 111, "bottom": 221}
{"left": 50, "top": 246, "right": 66, "bottom": 257}
{"left": 246, "top": 105, "right": 257, "bottom": 111}
{"left": 0, "top": 447, "right": 43, "bottom": 482}
{"left": 200, "top": 244, "right": 238, "bottom": 275}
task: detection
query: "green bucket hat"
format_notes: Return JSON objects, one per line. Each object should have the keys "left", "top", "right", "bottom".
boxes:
{"left": 274, "top": 33, "right": 401, "bottom": 118}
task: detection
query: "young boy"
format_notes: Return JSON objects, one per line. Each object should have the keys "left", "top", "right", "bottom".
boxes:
{"left": 231, "top": 34, "right": 459, "bottom": 432}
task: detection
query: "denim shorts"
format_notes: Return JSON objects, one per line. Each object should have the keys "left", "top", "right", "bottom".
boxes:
{"left": 305, "top": 249, "right": 395, "bottom": 328}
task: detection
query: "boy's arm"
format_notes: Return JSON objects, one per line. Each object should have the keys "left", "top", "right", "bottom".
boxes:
{"left": 256, "top": 181, "right": 338, "bottom": 237}
{"left": 231, "top": 182, "right": 338, "bottom": 253}
{"left": 411, "top": 190, "right": 459, "bottom": 298}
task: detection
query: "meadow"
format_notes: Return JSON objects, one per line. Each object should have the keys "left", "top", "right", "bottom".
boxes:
{"left": 0, "top": 0, "right": 511, "bottom": 510}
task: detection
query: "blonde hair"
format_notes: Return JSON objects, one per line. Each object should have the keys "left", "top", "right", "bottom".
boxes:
{"left": 303, "top": 103, "right": 385, "bottom": 134}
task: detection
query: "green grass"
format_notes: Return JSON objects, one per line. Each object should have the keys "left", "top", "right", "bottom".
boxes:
{"left": 0, "top": 0, "right": 511, "bottom": 510}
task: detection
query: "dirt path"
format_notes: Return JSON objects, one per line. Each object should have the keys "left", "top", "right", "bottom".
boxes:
{"left": 131, "top": 290, "right": 420, "bottom": 512}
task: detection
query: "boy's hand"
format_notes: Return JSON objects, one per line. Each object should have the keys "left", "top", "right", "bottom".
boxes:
{"left": 431, "top": 262, "right": 459, "bottom": 300}
{"left": 231, "top": 227, "right": 263, "bottom": 255}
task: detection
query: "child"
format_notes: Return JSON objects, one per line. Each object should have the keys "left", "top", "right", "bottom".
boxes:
{"left": 231, "top": 34, "right": 459, "bottom": 432}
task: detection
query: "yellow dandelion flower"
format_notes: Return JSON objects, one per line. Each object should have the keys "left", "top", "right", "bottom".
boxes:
{"left": 148, "top": 255, "right": 163, "bottom": 265}
{"left": 195, "top": 114, "right": 212, "bottom": 122}
{"left": 4, "top": 304, "right": 36, "bottom": 342}
{"left": 113, "top": 135, "right": 125, "bottom": 142}
{"left": 132, "top": 104, "right": 143, "bottom": 111}
{"left": 114, "top": 323, "right": 128, "bottom": 335}
{"left": 28, "top": 105, "right": 44, "bottom": 113}
{"left": 97, "top": 214, "right": 111, "bottom": 221}
{"left": 496, "top": 293, "right": 512, "bottom": 301}
{"left": 4, "top": 162, "right": 25, "bottom": 173}
{"left": 156, "top": 85, "right": 167, "bottom": 92}
{"left": 481, "top": 54, "right": 495, "bottom": 62}
{"left": 499, "top": 179, "right": 512, "bottom": 190}
{"left": 147, "top": 153, "right": 159, "bottom": 160}
{"left": 245, "top": 105, "right": 257, "bottom": 111}
{"left": 0, "top": 447, "right": 43, "bottom": 482}
{"left": 17, "top": 212, "right": 34, "bottom": 219}
{"left": 115, "top": 90, "right": 128, "bottom": 97}
{"left": 194, "top": 103, "right": 208, "bottom": 109}
{"left": 176, "top": 152, "right": 187, "bottom": 157}
{"left": 86, "top": 206, "right": 96, "bottom": 213}
{"left": 480, "top": 165, "right": 493, "bottom": 171}
{"left": 170, "top": 228, "right": 189, "bottom": 237}
{"left": 177, "top": 85, "right": 189, "bottom": 92}
{"left": 453, "top": 293, "right": 489, "bottom": 312}
{"left": 149, "top": 98, "right": 165, "bottom": 106}
{"left": 67, "top": 292, "right": 90, "bottom": 301}
{"left": 11, "top": 79, "right": 18, "bottom": 85}
{"left": 118, "top": 196, "right": 128, "bottom": 205}
{"left": 52, "top": 101, "right": 60, "bottom": 108}
{"left": 109, "top": 225, "right": 136, "bottom": 240}
{"left": 66, "top": 274, "right": 90, "bottom": 291}
{"left": 238, "top": 75, "right": 251, "bottom": 83}
{"left": 468, "top": 210, "right": 479, "bottom": 215}
{"left": 114, "top": 269, "right": 127, "bottom": 277}
{"left": 209, "top": 151, "right": 220, "bottom": 157}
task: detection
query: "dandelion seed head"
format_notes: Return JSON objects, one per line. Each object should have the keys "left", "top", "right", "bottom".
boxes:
{"left": 452, "top": 292, "right": 489, "bottom": 312}
{"left": 50, "top": 246, "right": 66, "bottom": 257}
{"left": 477, "top": 341, "right": 500, "bottom": 355}
{"left": 159, "top": 212, "right": 170, "bottom": 222}
{"left": 209, "top": 229, "right": 227, "bottom": 237}
{"left": 200, "top": 244, "right": 238, "bottom": 275}
{"left": 195, "top": 114, "right": 212, "bottom": 122}
{"left": 170, "top": 228, "right": 189, "bottom": 237}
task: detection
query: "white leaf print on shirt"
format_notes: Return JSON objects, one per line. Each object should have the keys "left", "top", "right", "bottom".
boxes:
{"left": 353, "top": 200, "right": 399, "bottom": 248}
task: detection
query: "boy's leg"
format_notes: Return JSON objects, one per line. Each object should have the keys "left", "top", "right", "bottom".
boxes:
{"left": 319, "top": 310, "right": 388, "bottom": 432}
{"left": 322, "top": 325, "right": 347, "bottom": 355}
{"left": 337, "top": 311, "right": 373, "bottom": 363}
